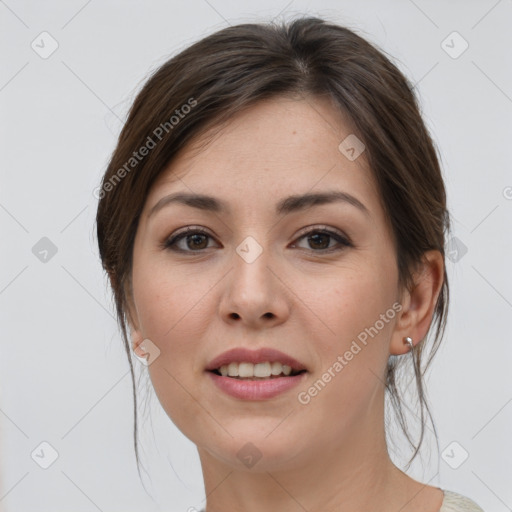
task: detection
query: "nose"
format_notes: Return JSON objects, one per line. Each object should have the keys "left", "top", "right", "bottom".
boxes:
{"left": 218, "top": 240, "right": 291, "bottom": 329}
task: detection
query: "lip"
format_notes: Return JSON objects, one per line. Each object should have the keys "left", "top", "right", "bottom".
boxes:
{"left": 205, "top": 347, "right": 307, "bottom": 373}
{"left": 205, "top": 347, "right": 308, "bottom": 401}
{"left": 207, "top": 371, "right": 307, "bottom": 400}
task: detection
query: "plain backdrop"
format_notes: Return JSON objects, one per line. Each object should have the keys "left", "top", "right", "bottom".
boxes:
{"left": 1, "top": 1, "right": 511, "bottom": 511}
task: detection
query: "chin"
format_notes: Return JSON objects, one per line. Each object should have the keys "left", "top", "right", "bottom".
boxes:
{"left": 193, "top": 416, "right": 313, "bottom": 473}
{"left": 202, "top": 439, "right": 305, "bottom": 473}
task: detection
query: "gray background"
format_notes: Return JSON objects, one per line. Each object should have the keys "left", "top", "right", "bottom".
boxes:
{"left": 1, "top": 0, "right": 511, "bottom": 511}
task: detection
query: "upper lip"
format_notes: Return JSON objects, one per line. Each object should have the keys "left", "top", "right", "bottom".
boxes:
{"left": 205, "top": 347, "right": 307, "bottom": 373}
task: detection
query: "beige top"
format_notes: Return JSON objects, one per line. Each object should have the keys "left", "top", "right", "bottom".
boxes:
{"left": 439, "top": 489, "right": 485, "bottom": 511}
{"left": 197, "top": 488, "right": 485, "bottom": 511}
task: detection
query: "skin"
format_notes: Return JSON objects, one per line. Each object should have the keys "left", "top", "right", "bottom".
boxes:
{"left": 127, "top": 95, "right": 445, "bottom": 512}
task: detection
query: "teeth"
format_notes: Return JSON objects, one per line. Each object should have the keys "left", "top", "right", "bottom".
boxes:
{"left": 227, "top": 362, "right": 239, "bottom": 377}
{"left": 271, "top": 362, "right": 282, "bottom": 375}
{"left": 254, "top": 362, "right": 271, "bottom": 377}
{"left": 216, "top": 361, "right": 298, "bottom": 378}
{"left": 238, "top": 362, "right": 253, "bottom": 378}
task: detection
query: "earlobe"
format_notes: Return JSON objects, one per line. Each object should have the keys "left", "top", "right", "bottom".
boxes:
{"left": 125, "top": 305, "right": 145, "bottom": 356}
{"left": 126, "top": 313, "right": 143, "bottom": 353}
{"left": 131, "top": 333, "right": 147, "bottom": 358}
{"left": 123, "top": 278, "right": 143, "bottom": 352}
{"left": 389, "top": 250, "right": 444, "bottom": 355}
{"left": 390, "top": 287, "right": 415, "bottom": 355}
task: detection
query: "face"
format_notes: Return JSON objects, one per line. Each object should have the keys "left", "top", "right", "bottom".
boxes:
{"left": 129, "top": 95, "right": 404, "bottom": 472}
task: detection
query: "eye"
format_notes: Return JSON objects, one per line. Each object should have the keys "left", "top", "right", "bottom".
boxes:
{"left": 162, "top": 225, "right": 352, "bottom": 254}
{"left": 163, "top": 227, "right": 218, "bottom": 252}
{"left": 290, "top": 226, "right": 352, "bottom": 252}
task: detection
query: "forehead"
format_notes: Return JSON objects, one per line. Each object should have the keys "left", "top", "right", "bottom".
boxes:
{"left": 145, "top": 95, "right": 381, "bottom": 218}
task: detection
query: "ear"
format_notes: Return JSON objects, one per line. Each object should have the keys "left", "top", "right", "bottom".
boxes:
{"left": 390, "top": 250, "right": 445, "bottom": 355}
{"left": 129, "top": 319, "right": 146, "bottom": 358}
{"left": 122, "top": 277, "right": 145, "bottom": 357}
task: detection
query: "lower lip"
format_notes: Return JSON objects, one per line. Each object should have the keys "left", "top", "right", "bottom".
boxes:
{"left": 207, "top": 371, "right": 307, "bottom": 400}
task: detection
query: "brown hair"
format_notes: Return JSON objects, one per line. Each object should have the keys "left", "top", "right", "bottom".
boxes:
{"left": 96, "top": 16, "right": 450, "bottom": 475}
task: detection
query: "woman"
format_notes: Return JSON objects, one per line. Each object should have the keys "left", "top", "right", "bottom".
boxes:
{"left": 96, "top": 17, "right": 485, "bottom": 512}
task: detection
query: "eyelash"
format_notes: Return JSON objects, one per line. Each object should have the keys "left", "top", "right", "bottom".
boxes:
{"left": 161, "top": 225, "right": 352, "bottom": 254}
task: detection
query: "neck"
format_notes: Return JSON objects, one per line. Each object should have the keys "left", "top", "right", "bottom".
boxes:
{"left": 197, "top": 394, "right": 419, "bottom": 512}
{"left": 199, "top": 449, "right": 399, "bottom": 512}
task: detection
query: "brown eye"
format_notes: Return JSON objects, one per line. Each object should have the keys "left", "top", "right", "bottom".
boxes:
{"left": 184, "top": 233, "right": 209, "bottom": 250}
{"left": 307, "top": 232, "right": 331, "bottom": 250}
{"left": 291, "top": 228, "right": 351, "bottom": 252}
{"left": 164, "top": 227, "right": 217, "bottom": 252}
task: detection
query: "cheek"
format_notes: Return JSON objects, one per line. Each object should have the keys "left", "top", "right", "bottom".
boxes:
{"left": 132, "top": 256, "right": 213, "bottom": 342}
{"left": 131, "top": 263, "right": 214, "bottom": 436}
{"left": 304, "top": 264, "right": 396, "bottom": 405}
{"left": 316, "top": 268, "right": 392, "bottom": 349}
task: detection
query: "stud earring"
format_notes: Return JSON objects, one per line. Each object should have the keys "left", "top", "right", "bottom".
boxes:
{"left": 403, "top": 336, "right": 413, "bottom": 352}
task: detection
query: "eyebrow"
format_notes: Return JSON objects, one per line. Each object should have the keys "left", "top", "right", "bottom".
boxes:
{"left": 148, "top": 190, "right": 370, "bottom": 218}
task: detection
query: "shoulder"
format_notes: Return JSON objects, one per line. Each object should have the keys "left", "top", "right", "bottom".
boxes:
{"left": 198, "top": 490, "right": 485, "bottom": 512}
{"left": 440, "top": 489, "right": 485, "bottom": 512}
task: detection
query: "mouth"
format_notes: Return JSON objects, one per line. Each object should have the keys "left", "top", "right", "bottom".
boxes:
{"left": 205, "top": 347, "right": 308, "bottom": 400}
{"left": 209, "top": 361, "right": 307, "bottom": 380}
